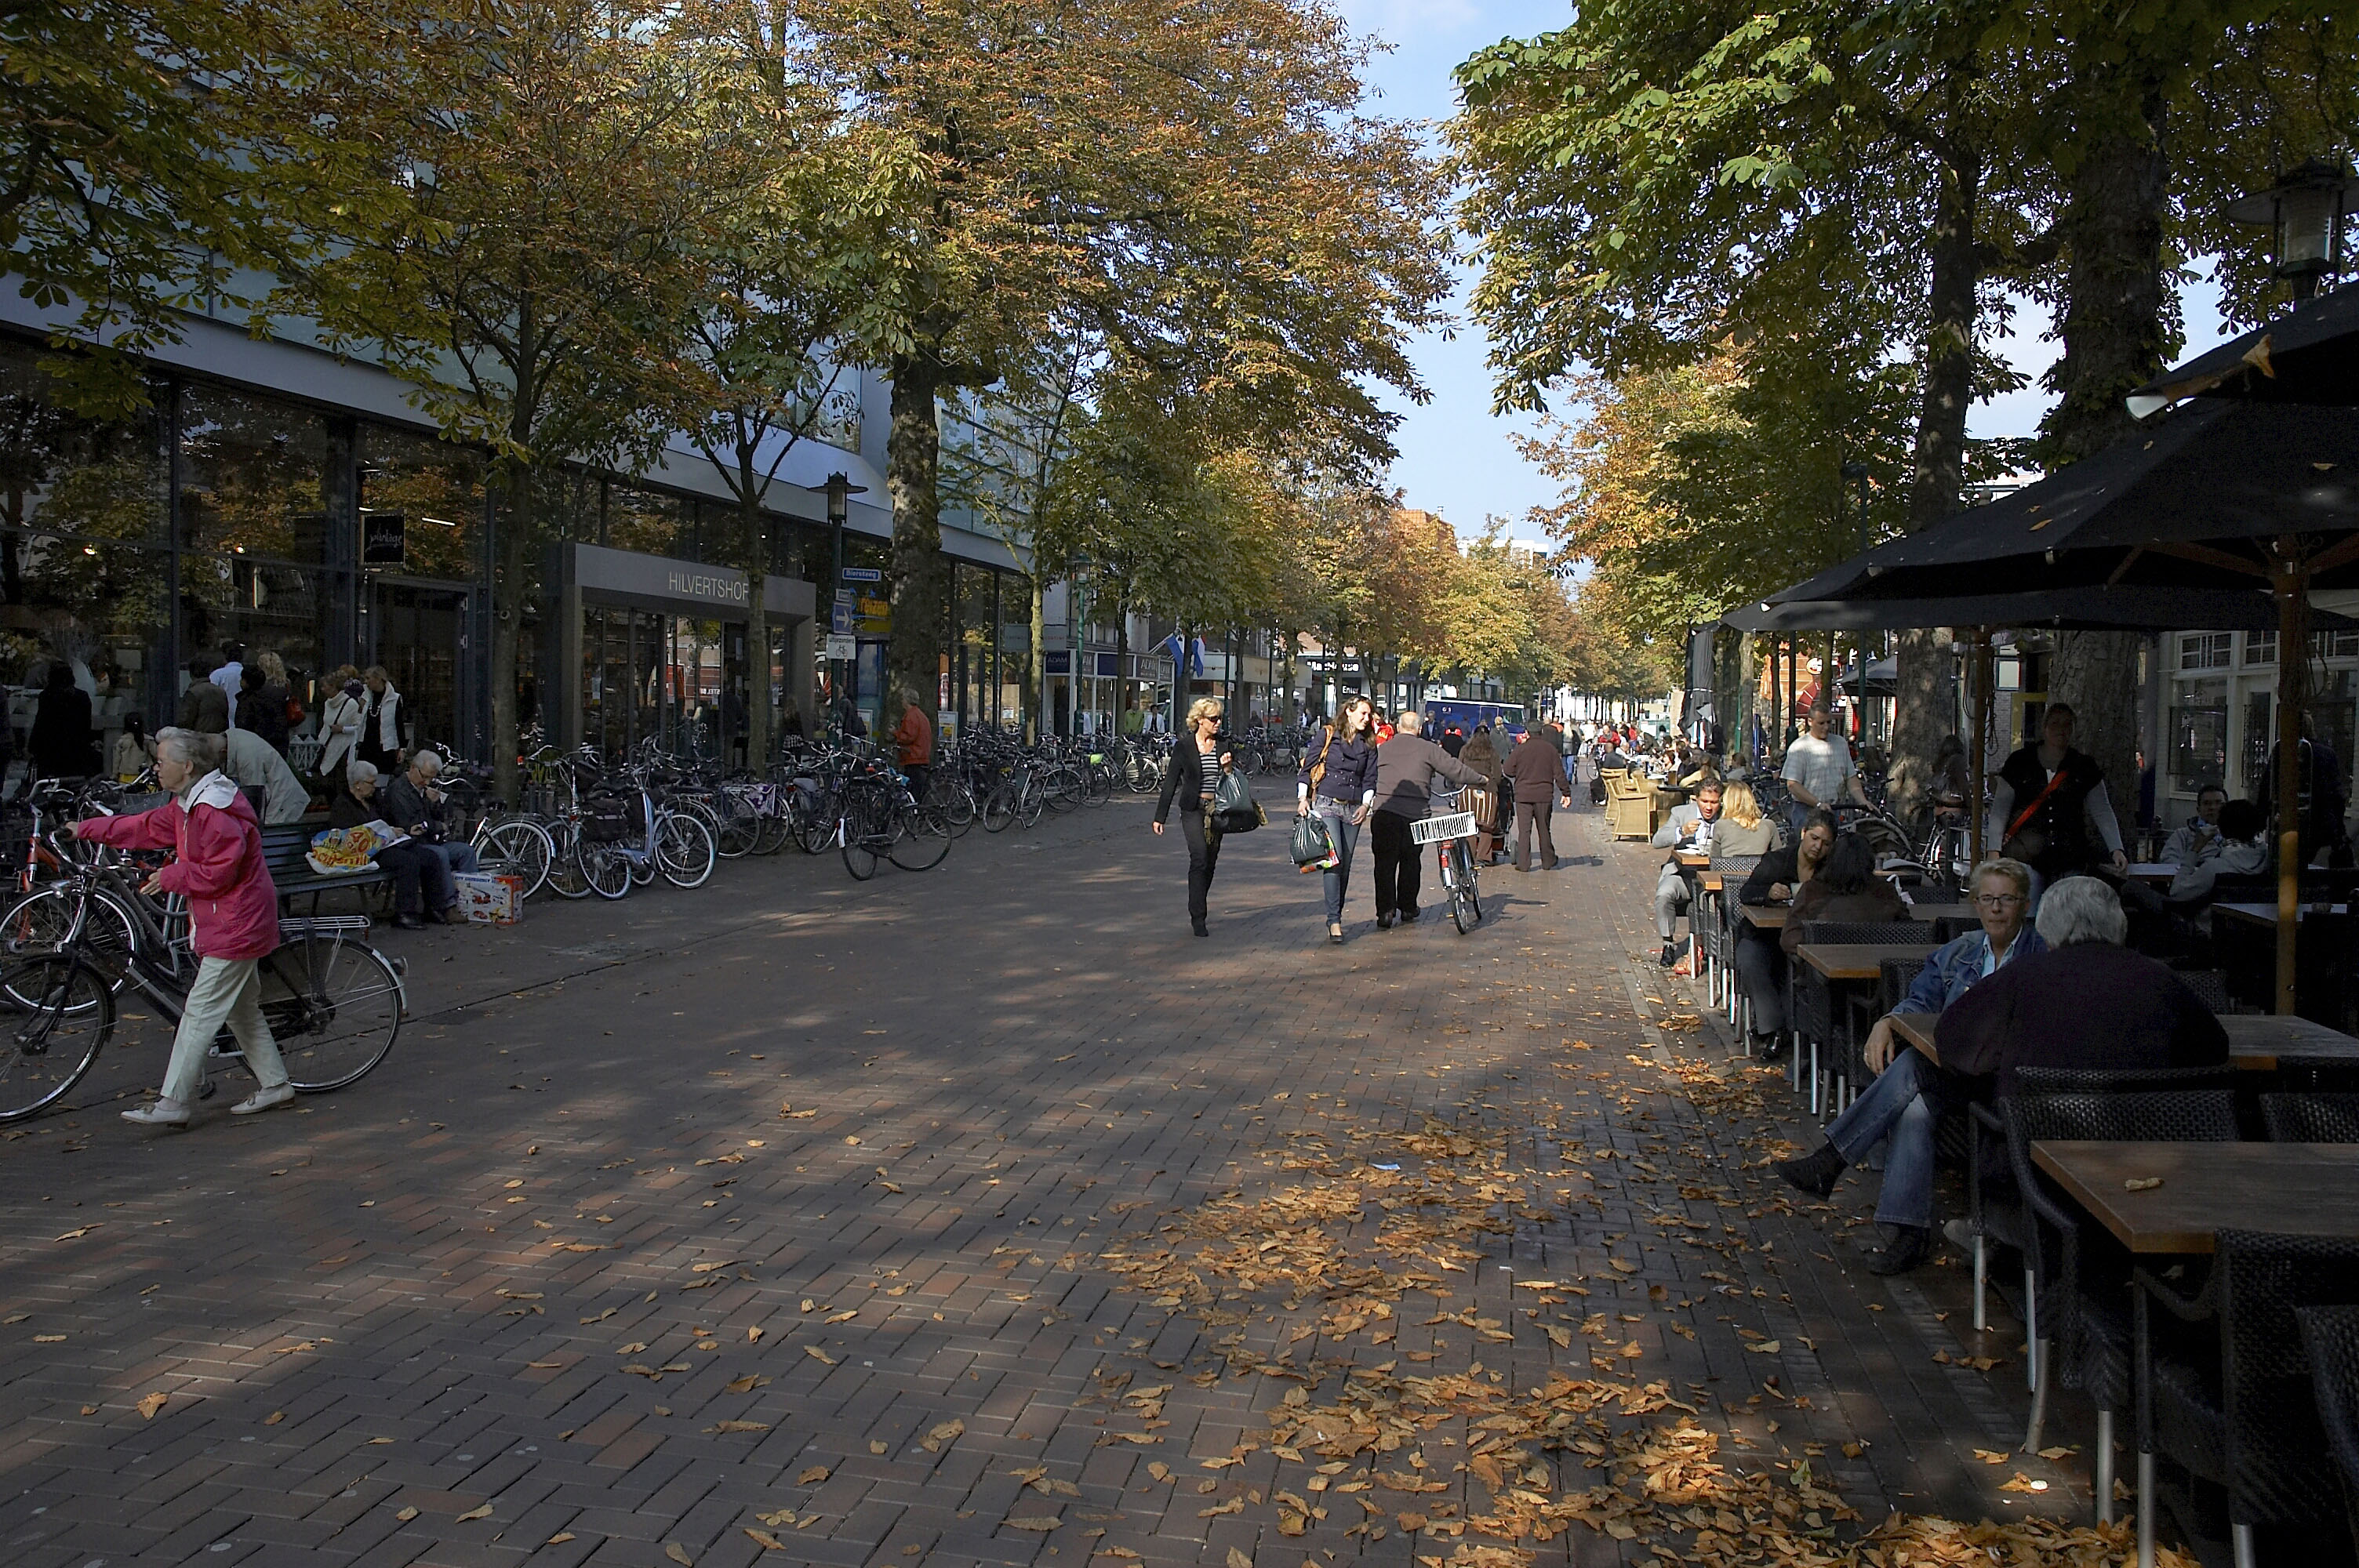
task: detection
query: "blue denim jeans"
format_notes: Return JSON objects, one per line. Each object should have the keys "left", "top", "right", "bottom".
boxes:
{"left": 1822, "top": 1044, "right": 1950, "bottom": 1229}
{"left": 1316, "top": 800, "right": 1360, "bottom": 923}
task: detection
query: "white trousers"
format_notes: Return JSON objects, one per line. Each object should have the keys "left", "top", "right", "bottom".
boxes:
{"left": 161, "top": 956, "right": 289, "bottom": 1105}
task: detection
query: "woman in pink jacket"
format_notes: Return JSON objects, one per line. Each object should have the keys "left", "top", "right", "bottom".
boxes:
{"left": 69, "top": 727, "right": 291, "bottom": 1127}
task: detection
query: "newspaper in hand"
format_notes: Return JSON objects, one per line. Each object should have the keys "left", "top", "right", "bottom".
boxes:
{"left": 307, "top": 818, "right": 413, "bottom": 876}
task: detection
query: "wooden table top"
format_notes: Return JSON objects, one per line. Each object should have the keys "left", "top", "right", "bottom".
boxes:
{"left": 1740, "top": 903, "right": 1787, "bottom": 930}
{"left": 1797, "top": 942, "right": 1941, "bottom": 983}
{"left": 1677, "top": 851, "right": 1710, "bottom": 868}
{"left": 1888, "top": 1008, "right": 2359, "bottom": 1070}
{"left": 2125, "top": 862, "right": 2177, "bottom": 884}
{"left": 2030, "top": 1140, "right": 2359, "bottom": 1254}
{"left": 2215, "top": 902, "right": 2352, "bottom": 925}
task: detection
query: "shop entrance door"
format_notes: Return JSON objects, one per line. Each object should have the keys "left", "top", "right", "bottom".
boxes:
{"left": 369, "top": 579, "right": 471, "bottom": 754}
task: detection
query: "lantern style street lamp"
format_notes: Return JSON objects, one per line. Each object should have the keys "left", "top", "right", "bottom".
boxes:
{"left": 2226, "top": 156, "right": 2356, "bottom": 302}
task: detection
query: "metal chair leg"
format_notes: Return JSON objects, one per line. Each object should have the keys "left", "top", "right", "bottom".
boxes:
{"left": 1972, "top": 1233, "right": 1987, "bottom": 1332}
{"left": 2231, "top": 1523, "right": 2255, "bottom": 1568}
{"left": 2023, "top": 1264, "right": 2039, "bottom": 1392}
{"left": 2023, "top": 1337, "right": 2051, "bottom": 1454}
{"left": 2137, "top": 1451, "right": 2155, "bottom": 1568}
{"left": 2096, "top": 1408, "right": 2115, "bottom": 1525}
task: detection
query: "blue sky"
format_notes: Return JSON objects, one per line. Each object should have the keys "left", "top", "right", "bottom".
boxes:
{"left": 1343, "top": 0, "right": 2242, "bottom": 545}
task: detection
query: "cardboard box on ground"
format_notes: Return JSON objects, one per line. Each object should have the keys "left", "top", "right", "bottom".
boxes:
{"left": 453, "top": 871, "right": 522, "bottom": 925}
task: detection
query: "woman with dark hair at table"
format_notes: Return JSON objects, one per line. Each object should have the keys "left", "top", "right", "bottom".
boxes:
{"left": 1730, "top": 809, "right": 1837, "bottom": 1057}
{"left": 1780, "top": 832, "right": 1908, "bottom": 956}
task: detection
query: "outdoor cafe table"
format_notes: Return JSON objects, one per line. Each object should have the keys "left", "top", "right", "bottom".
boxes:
{"left": 2029, "top": 1141, "right": 2359, "bottom": 1254}
{"left": 1741, "top": 903, "right": 1788, "bottom": 931}
{"left": 1796, "top": 942, "right": 1942, "bottom": 985}
{"left": 1677, "top": 851, "right": 1711, "bottom": 868}
{"left": 2124, "top": 862, "right": 2177, "bottom": 886}
{"left": 2213, "top": 902, "right": 2350, "bottom": 925}
{"left": 1885, "top": 1010, "right": 2359, "bottom": 1071}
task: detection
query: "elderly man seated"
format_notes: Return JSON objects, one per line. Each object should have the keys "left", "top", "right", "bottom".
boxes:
{"left": 1651, "top": 779, "right": 1723, "bottom": 967}
{"left": 1775, "top": 857, "right": 2045, "bottom": 1274}
{"left": 2164, "top": 796, "right": 2267, "bottom": 903}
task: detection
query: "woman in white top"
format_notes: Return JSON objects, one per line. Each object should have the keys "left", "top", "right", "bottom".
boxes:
{"left": 314, "top": 664, "right": 367, "bottom": 782}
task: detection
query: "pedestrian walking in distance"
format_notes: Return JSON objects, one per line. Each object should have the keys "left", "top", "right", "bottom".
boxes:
{"left": 1503, "top": 723, "right": 1573, "bottom": 871}
{"left": 1150, "top": 697, "right": 1234, "bottom": 937}
{"left": 1296, "top": 695, "right": 1379, "bottom": 944}
{"left": 1370, "top": 710, "right": 1483, "bottom": 928}
{"left": 66, "top": 727, "right": 295, "bottom": 1127}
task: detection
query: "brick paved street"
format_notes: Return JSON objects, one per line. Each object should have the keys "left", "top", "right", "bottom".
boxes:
{"left": 0, "top": 794, "right": 2161, "bottom": 1567}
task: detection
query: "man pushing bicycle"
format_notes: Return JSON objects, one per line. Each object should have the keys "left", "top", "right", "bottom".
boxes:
{"left": 65, "top": 726, "right": 292, "bottom": 1128}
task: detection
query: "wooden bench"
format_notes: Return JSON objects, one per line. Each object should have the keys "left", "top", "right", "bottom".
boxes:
{"left": 260, "top": 823, "right": 387, "bottom": 914}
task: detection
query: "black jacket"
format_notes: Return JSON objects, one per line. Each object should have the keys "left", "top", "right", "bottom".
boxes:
{"left": 1739, "top": 842, "right": 1808, "bottom": 906}
{"left": 28, "top": 685, "right": 96, "bottom": 777}
{"left": 1154, "top": 734, "right": 1223, "bottom": 823}
{"left": 1936, "top": 941, "right": 2228, "bottom": 1097}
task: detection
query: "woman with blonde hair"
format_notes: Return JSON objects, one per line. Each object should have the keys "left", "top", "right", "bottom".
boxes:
{"left": 1151, "top": 696, "right": 1233, "bottom": 937}
{"left": 1711, "top": 779, "right": 1781, "bottom": 858}
{"left": 1296, "top": 695, "right": 1379, "bottom": 944}
{"left": 315, "top": 664, "right": 366, "bottom": 782}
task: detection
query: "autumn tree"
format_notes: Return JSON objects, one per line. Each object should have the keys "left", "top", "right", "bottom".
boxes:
{"left": 2, "top": 0, "right": 395, "bottom": 415}
{"left": 781, "top": 0, "right": 1451, "bottom": 707}
{"left": 293, "top": 0, "right": 742, "bottom": 800}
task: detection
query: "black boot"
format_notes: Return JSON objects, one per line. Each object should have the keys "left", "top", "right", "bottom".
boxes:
{"left": 1658, "top": 942, "right": 1678, "bottom": 967}
{"left": 1866, "top": 1224, "right": 1932, "bottom": 1276}
{"left": 1776, "top": 1143, "right": 1847, "bottom": 1200}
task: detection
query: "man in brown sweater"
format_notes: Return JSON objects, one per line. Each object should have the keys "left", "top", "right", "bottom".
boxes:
{"left": 1503, "top": 724, "right": 1573, "bottom": 872}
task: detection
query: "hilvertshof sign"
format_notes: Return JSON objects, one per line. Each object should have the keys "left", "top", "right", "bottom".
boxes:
{"left": 667, "top": 569, "right": 750, "bottom": 607}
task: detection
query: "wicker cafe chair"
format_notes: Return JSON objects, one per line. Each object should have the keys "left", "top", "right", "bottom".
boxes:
{"left": 1791, "top": 921, "right": 1935, "bottom": 1113}
{"left": 2296, "top": 1305, "right": 2359, "bottom": 1562}
{"left": 2135, "top": 1231, "right": 2359, "bottom": 1567}
{"left": 1703, "top": 854, "right": 1765, "bottom": 1018}
{"left": 1986, "top": 1090, "right": 2240, "bottom": 1517}
{"left": 2262, "top": 1093, "right": 2359, "bottom": 1143}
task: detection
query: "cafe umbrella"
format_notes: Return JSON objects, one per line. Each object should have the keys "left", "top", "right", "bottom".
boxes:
{"left": 1757, "top": 397, "right": 2359, "bottom": 1012}
{"left": 2126, "top": 278, "right": 2359, "bottom": 416}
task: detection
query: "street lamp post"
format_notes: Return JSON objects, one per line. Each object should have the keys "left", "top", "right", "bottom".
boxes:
{"left": 2226, "top": 157, "right": 2356, "bottom": 303}
{"left": 808, "top": 471, "right": 867, "bottom": 739}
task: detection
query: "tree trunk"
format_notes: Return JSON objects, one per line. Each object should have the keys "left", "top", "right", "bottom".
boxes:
{"left": 1027, "top": 570, "right": 1046, "bottom": 742}
{"left": 886, "top": 354, "right": 948, "bottom": 717}
{"left": 1890, "top": 132, "right": 1980, "bottom": 821}
{"left": 1114, "top": 592, "right": 1131, "bottom": 733}
{"left": 2043, "top": 55, "right": 2171, "bottom": 826}
{"left": 740, "top": 481, "right": 769, "bottom": 775}
{"left": 489, "top": 454, "right": 533, "bottom": 807}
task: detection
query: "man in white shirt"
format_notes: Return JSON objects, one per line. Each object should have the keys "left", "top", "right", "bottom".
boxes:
{"left": 1779, "top": 704, "right": 1866, "bottom": 833}
{"left": 211, "top": 643, "right": 244, "bottom": 730}
{"left": 224, "top": 725, "right": 311, "bottom": 824}
{"left": 1650, "top": 779, "right": 1723, "bottom": 966}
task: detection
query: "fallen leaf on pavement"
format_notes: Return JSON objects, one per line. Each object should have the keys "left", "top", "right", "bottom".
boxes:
{"left": 547, "top": 1531, "right": 576, "bottom": 1544}
{"left": 52, "top": 1225, "right": 100, "bottom": 1241}
{"left": 1006, "top": 1516, "right": 1062, "bottom": 1531}
{"left": 745, "top": 1527, "right": 785, "bottom": 1550}
{"left": 710, "top": 1421, "right": 772, "bottom": 1433}
{"left": 667, "top": 1544, "right": 694, "bottom": 1565}
{"left": 921, "top": 1418, "right": 965, "bottom": 1453}
{"left": 725, "top": 1374, "right": 772, "bottom": 1393}
{"left": 456, "top": 1503, "right": 492, "bottom": 1521}
{"left": 136, "top": 1392, "right": 166, "bottom": 1420}
{"left": 798, "top": 1465, "right": 831, "bottom": 1485}
{"left": 395, "top": 1506, "right": 418, "bottom": 1521}
{"left": 805, "top": 1346, "right": 836, "bottom": 1365}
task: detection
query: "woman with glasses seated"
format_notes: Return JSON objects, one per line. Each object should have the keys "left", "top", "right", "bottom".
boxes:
{"left": 1774, "top": 856, "right": 2045, "bottom": 1275}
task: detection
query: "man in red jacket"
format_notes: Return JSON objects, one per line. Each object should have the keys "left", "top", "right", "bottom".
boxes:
{"left": 70, "top": 727, "right": 291, "bottom": 1127}
{"left": 1503, "top": 724, "right": 1573, "bottom": 871}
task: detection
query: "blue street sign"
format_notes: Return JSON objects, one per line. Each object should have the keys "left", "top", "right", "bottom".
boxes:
{"left": 831, "top": 604, "right": 852, "bottom": 632}
{"left": 841, "top": 567, "right": 884, "bottom": 582}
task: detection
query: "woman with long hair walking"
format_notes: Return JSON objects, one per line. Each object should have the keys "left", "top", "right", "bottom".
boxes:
{"left": 1296, "top": 695, "right": 1378, "bottom": 944}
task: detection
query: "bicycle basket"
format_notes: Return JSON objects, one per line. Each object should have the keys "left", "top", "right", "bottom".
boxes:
{"left": 580, "top": 793, "right": 642, "bottom": 844}
{"left": 1411, "top": 811, "right": 1478, "bottom": 845}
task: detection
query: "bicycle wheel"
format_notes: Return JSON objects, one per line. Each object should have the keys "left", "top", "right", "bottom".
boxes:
{"left": 655, "top": 811, "right": 717, "bottom": 888}
{"left": 2, "top": 887, "right": 140, "bottom": 997}
{"left": 889, "top": 800, "right": 953, "bottom": 870}
{"left": 545, "top": 819, "right": 592, "bottom": 898}
{"left": 0, "top": 956, "right": 112, "bottom": 1121}
{"left": 797, "top": 789, "right": 840, "bottom": 855}
{"left": 579, "top": 840, "right": 634, "bottom": 899}
{"left": 1017, "top": 779, "right": 1045, "bottom": 829}
{"left": 1043, "top": 766, "right": 1083, "bottom": 812}
{"left": 262, "top": 936, "right": 403, "bottom": 1092}
{"left": 1450, "top": 842, "right": 1481, "bottom": 934}
{"left": 981, "top": 783, "right": 1017, "bottom": 833}
{"left": 751, "top": 808, "right": 794, "bottom": 855}
{"left": 475, "top": 818, "right": 554, "bottom": 902}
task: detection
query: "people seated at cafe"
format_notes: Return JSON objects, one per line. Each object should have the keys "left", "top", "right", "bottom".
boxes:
{"left": 1937, "top": 876, "right": 2227, "bottom": 1096}
{"left": 2164, "top": 796, "right": 2268, "bottom": 904}
{"left": 1711, "top": 781, "right": 1781, "bottom": 858}
{"left": 1731, "top": 809, "right": 1838, "bottom": 1055}
{"left": 332, "top": 760, "right": 458, "bottom": 931}
{"left": 1652, "top": 779, "right": 1723, "bottom": 967}
{"left": 1775, "top": 858, "right": 2045, "bottom": 1275}
{"left": 2160, "top": 784, "right": 2229, "bottom": 867}
{"left": 1779, "top": 832, "right": 1908, "bottom": 956}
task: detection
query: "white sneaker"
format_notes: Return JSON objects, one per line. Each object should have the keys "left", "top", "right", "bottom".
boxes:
{"left": 122, "top": 1098, "right": 191, "bottom": 1127}
{"left": 231, "top": 1083, "right": 296, "bottom": 1116}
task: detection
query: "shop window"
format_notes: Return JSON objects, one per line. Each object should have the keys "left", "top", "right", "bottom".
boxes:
{"left": 362, "top": 425, "right": 486, "bottom": 583}
{"left": 2245, "top": 630, "right": 2277, "bottom": 666}
{"left": 178, "top": 383, "right": 332, "bottom": 564}
{"left": 607, "top": 485, "right": 689, "bottom": 558}
{"left": 2169, "top": 681, "right": 2227, "bottom": 794}
{"left": 2316, "top": 630, "right": 2359, "bottom": 660}
{"left": 2179, "top": 633, "right": 2230, "bottom": 671}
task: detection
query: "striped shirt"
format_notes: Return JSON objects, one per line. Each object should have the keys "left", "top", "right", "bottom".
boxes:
{"left": 1199, "top": 750, "right": 1220, "bottom": 798}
